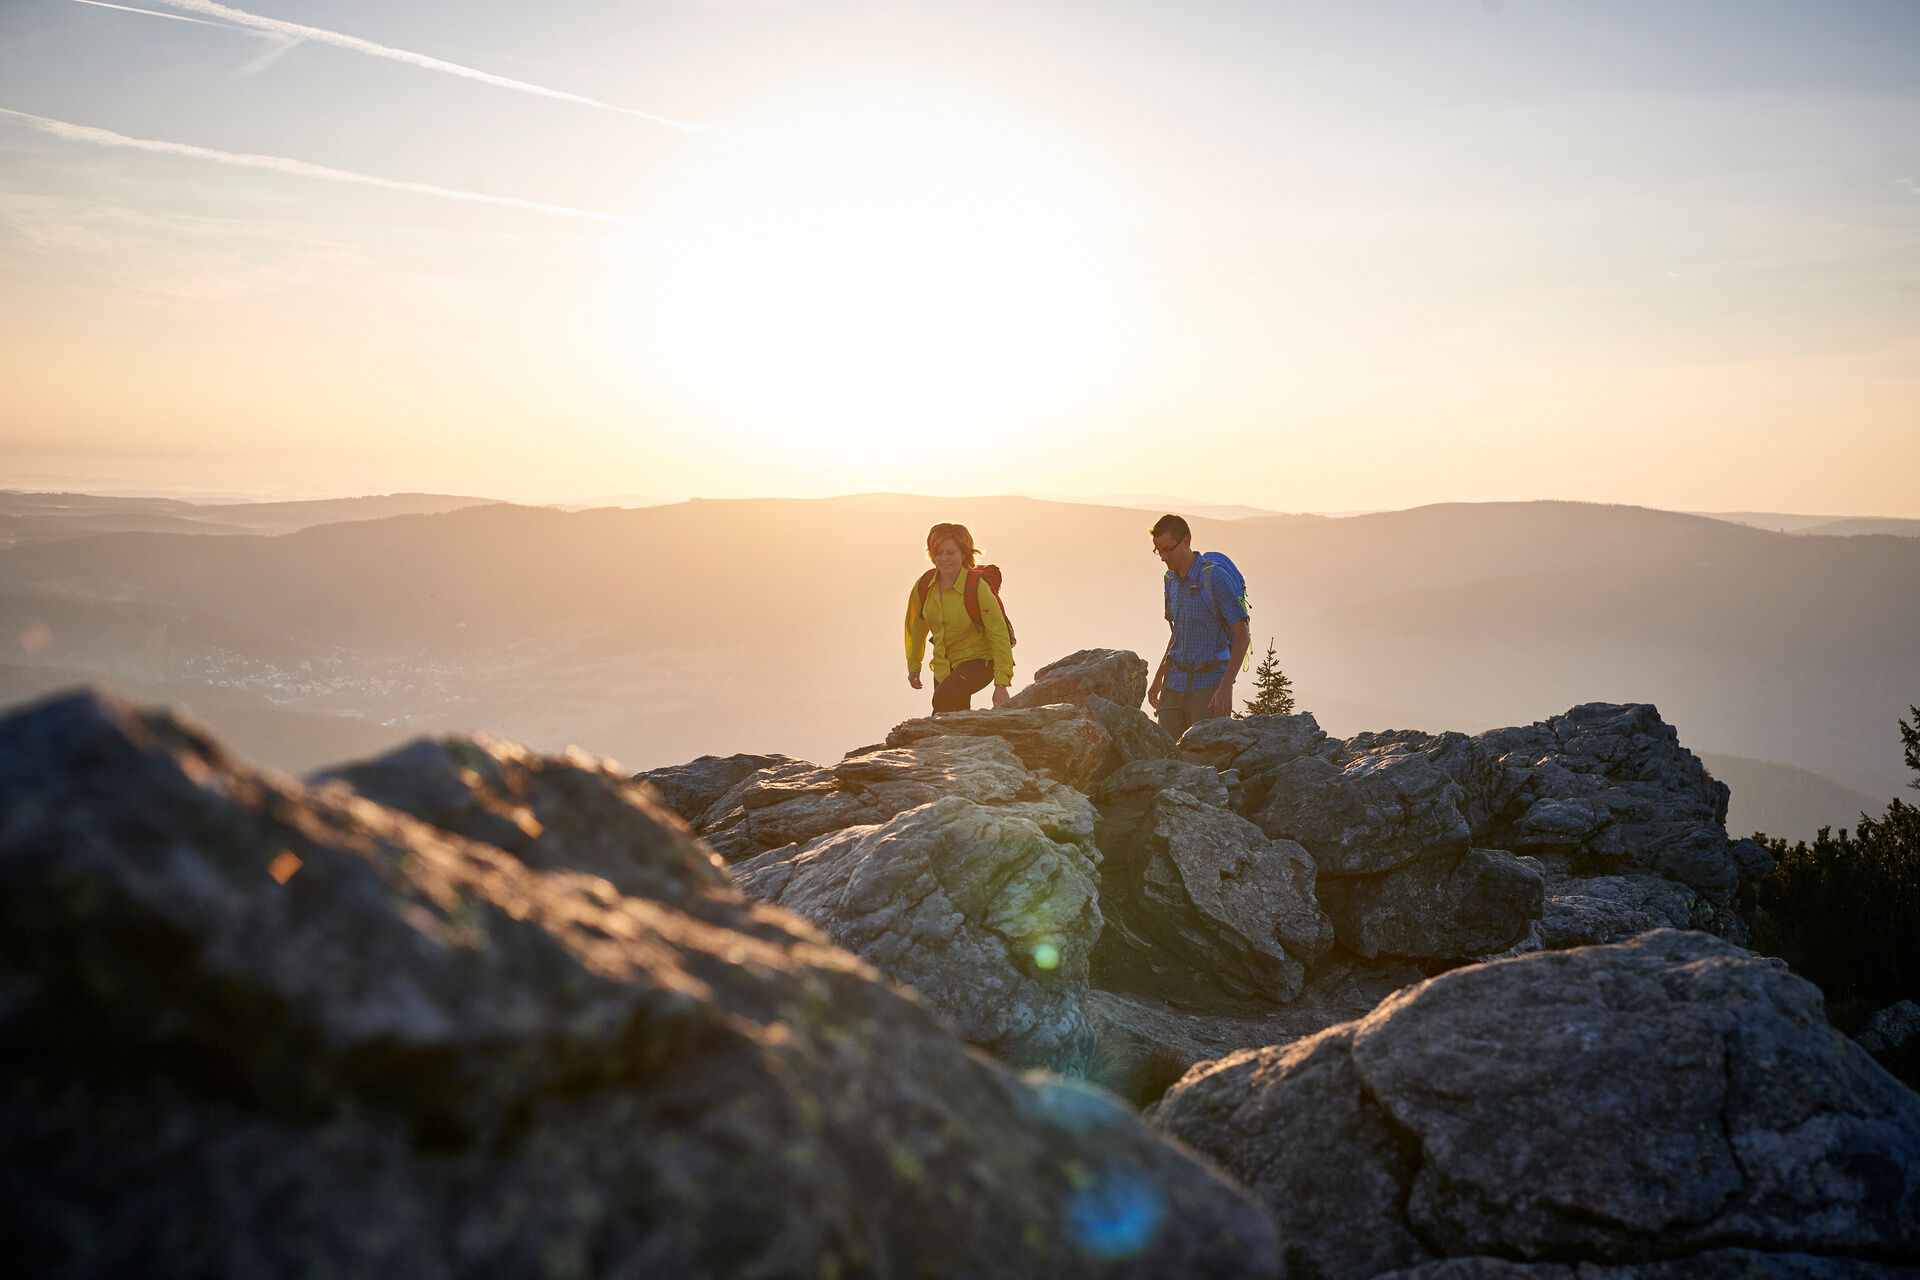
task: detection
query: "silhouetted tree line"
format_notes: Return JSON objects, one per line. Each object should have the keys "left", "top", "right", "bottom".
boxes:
{"left": 1750, "top": 703, "right": 1920, "bottom": 1085}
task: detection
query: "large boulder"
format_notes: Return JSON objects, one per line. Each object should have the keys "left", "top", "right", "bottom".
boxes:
{"left": 1314, "top": 847, "right": 1545, "bottom": 960}
{"left": 734, "top": 794, "right": 1106, "bottom": 1072}
{"left": 0, "top": 689, "right": 1280, "bottom": 1278}
{"left": 1252, "top": 745, "right": 1472, "bottom": 876}
{"left": 696, "top": 734, "right": 1061, "bottom": 861}
{"left": 1006, "top": 648, "right": 1149, "bottom": 711}
{"left": 1152, "top": 930, "right": 1920, "bottom": 1279}
{"left": 1091, "top": 760, "right": 1334, "bottom": 1004}
{"left": 886, "top": 703, "right": 1110, "bottom": 792}
{"left": 632, "top": 750, "right": 797, "bottom": 823}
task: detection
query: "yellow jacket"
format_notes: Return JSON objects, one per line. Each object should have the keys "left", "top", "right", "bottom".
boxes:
{"left": 905, "top": 572, "right": 1014, "bottom": 687}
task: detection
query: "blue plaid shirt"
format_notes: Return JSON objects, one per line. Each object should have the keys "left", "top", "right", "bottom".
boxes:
{"left": 1163, "top": 553, "right": 1249, "bottom": 693}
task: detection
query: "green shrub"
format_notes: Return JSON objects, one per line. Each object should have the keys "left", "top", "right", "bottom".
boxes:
{"left": 1750, "top": 704, "right": 1920, "bottom": 1042}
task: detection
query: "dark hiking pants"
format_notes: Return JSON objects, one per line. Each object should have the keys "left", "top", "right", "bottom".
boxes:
{"left": 932, "top": 659, "right": 994, "bottom": 713}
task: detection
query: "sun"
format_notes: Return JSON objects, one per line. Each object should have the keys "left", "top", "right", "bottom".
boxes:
{"left": 608, "top": 88, "right": 1137, "bottom": 469}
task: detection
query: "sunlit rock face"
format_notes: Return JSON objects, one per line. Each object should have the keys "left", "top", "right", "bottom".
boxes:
{"left": 1152, "top": 930, "right": 1920, "bottom": 1280}
{"left": 885, "top": 703, "right": 1111, "bottom": 792}
{"left": 736, "top": 793, "right": 1105, "bottom": 1072}
{"left": 1004, "top": 647, "right": 1150, "bottom": 712}
{"left": 0, "top": 690, "right": 1280, "bottom": 1279}
{"left": 693, "top": 733, "right": 1067, "bottom": 861}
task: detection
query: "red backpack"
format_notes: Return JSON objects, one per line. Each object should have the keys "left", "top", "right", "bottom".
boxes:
{"left": 915, "top": 565, "right": 1017, "bottom": 647}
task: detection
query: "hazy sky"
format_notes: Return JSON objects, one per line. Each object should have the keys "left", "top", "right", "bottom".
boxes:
{"left": 2, "top": 1, "right": 1917, "bottom": 512}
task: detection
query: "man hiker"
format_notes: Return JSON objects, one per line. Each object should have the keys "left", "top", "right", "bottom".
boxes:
{"left": 1146, "top": 513, "right": 1250, "bottom": 739}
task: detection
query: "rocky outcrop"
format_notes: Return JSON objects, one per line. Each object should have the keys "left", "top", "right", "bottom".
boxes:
{"left": 734, "top": 795, "right": 1105, "bottom": 1071}
{"left": 1091, "top": 760, "right": 1333, "bottom": 1003}
{"left": 1179, "top": 704, "right": 1751, "bottom": 956}
{"left": 0, "top": 689, "right": 1280, "bottom": 1278}
{"left": 632, "top": 749, "right": 796, "bottom": 823}
{"left": 1179, "top": 712, "right": 1332, "bottom": 813}
{"left": 695, "top": 733, "right": 1067, "bottom": 861}
{"left": 1152, "top": 930, "right": 1920, "bottom": 1279}
{"left": 1086, "top": 692, "right": 1178, "bottom": 783}
{"left": 1006, "top": 647, "right": 1149, "bottom": 711}
{"left": 1251, "top": 746, "right": 1473, "bottom": 876}
{"left": 1374, "top": 704, "right": 1748, "bottom": 902}
{"left": 885, "top": 703, "right": 1111, "bottom": 792}
{"left": 1315, "top": 847, "right": 1544, "bottom": 960}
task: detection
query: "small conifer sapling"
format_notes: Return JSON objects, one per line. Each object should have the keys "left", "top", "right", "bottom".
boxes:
{"left": 1240, "top": 638, "right": 1295, "bottom": 717}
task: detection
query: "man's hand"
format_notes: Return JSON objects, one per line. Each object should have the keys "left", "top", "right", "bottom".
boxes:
{"left": 1208, "top": 679, "right": 1235, "bottom": 718}
{"left": 992, "top": 684, "right": 1010, "bottom": 708}
{"left": 907, "top": 672, "right": 922, "bottom": 690}
{"left": 1147, "top": 674, "right": 1165, "bottom": 709}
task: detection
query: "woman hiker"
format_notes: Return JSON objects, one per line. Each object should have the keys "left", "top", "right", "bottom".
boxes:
{"left": 904, "top": 522, "right": 1013, "bottom": 713}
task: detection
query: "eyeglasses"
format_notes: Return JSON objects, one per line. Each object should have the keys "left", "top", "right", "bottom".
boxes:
{"left": 1151, "top": 539, "right": 1186, "bottom": 559}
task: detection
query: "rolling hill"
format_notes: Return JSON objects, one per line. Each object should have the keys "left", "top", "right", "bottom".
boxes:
{"left": 1, "top": 495, "right": 1913, "bottom": 838}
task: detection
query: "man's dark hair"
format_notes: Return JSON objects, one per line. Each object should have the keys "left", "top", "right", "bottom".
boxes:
{"left": 1150, "top": 514, "right": 1191, "bottom": 543}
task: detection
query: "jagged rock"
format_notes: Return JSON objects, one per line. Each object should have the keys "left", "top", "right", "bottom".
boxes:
{"left": 1252, "top": 746, "right": 1472, "bottom": 876}
{"left": 1178, "top": 712, "right": 1331, "bottom": 812}
{"left": 0, "top": 689, "right": 1280, "bottom": 1279}
{"left": 696, "top": 758, "right": 871, "bottom": 860}
{"left": 1006, "top": 647, "right": 1149, "bottom": 711}
{"left": 1152, "top": 930, "right": 1920, "bottom": 1280}
{"left": 632, "top": 750, "right": 796, "bottom": 823}
{"left": 1315, "top": 848, "right": 1545, "bottom": 960}
{"left": 1084, "top": 953, "right": 1427, "bottom": 1107}
{"left": 886, "top": 703, "right": 1110, "bottom": 792}
{"left": 1091, "top": 760, "right": 1334, "bottom": 1003}
{"left": 734, "top": 795, "right": 1106, "bottom": 1072}
{"left": 1095, "top": 758, "right": 1232, "bottom": 838}
{"left": 1381, "top": 704, "right": 1745, "bottom": 903}
{"left": 1086, "top": 693, "right": 1178, "bottom": 784}
{"left": 315, "top": 734, "right": 731, "bottom": 906}
{"left": 1858, "top": 1000, "right": 1920, "bottom": 1057}
{"left": 696, "top": 735, "right": 1066, "bottom": 862}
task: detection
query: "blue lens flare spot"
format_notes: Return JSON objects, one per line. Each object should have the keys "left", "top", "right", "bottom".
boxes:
{"left": 1032, "top": 942, "right": 1060, "bottom": 970}
{"left": 1067, "top": 1173, "right": 1163, "bottom": 1260}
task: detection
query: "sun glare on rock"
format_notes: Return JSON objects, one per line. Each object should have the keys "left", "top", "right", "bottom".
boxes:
{"left": 615, "top": 88, "right": 1136, "bottom": 466}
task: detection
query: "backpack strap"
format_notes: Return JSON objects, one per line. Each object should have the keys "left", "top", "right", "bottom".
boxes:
{"left": 963, "top": 568, "right": 986, "bottom": 630}
{"left": 915, "top": 568, "right": 939, "bottom": 620}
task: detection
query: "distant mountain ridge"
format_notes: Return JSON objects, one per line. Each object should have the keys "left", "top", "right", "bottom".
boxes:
{"left": 0, "top": 490, "right": 493, "bottom": 549}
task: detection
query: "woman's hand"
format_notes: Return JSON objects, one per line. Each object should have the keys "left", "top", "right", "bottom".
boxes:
{"left": 992, "top": 684, "right": 1010, "bottom": 708}
{"left": 908, "top": 672, "right": 923, "bottom": 690}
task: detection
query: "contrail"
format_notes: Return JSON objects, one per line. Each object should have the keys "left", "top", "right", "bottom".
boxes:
{"left": 70, "top": 0, "right": 235, "bottom": 27}
{"left": 146, "top": 0, "right": 705, "bottom": 131}
{"left": 0, "top": 107, "right": 637, "bottom": 225}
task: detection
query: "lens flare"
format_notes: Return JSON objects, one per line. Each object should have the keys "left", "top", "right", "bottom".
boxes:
{"left": 1032, "top": 942, "right": 1061, "bottom": 970}
{"left": 1067, "top": 1173, "right": 1164, "bottom": 1260}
